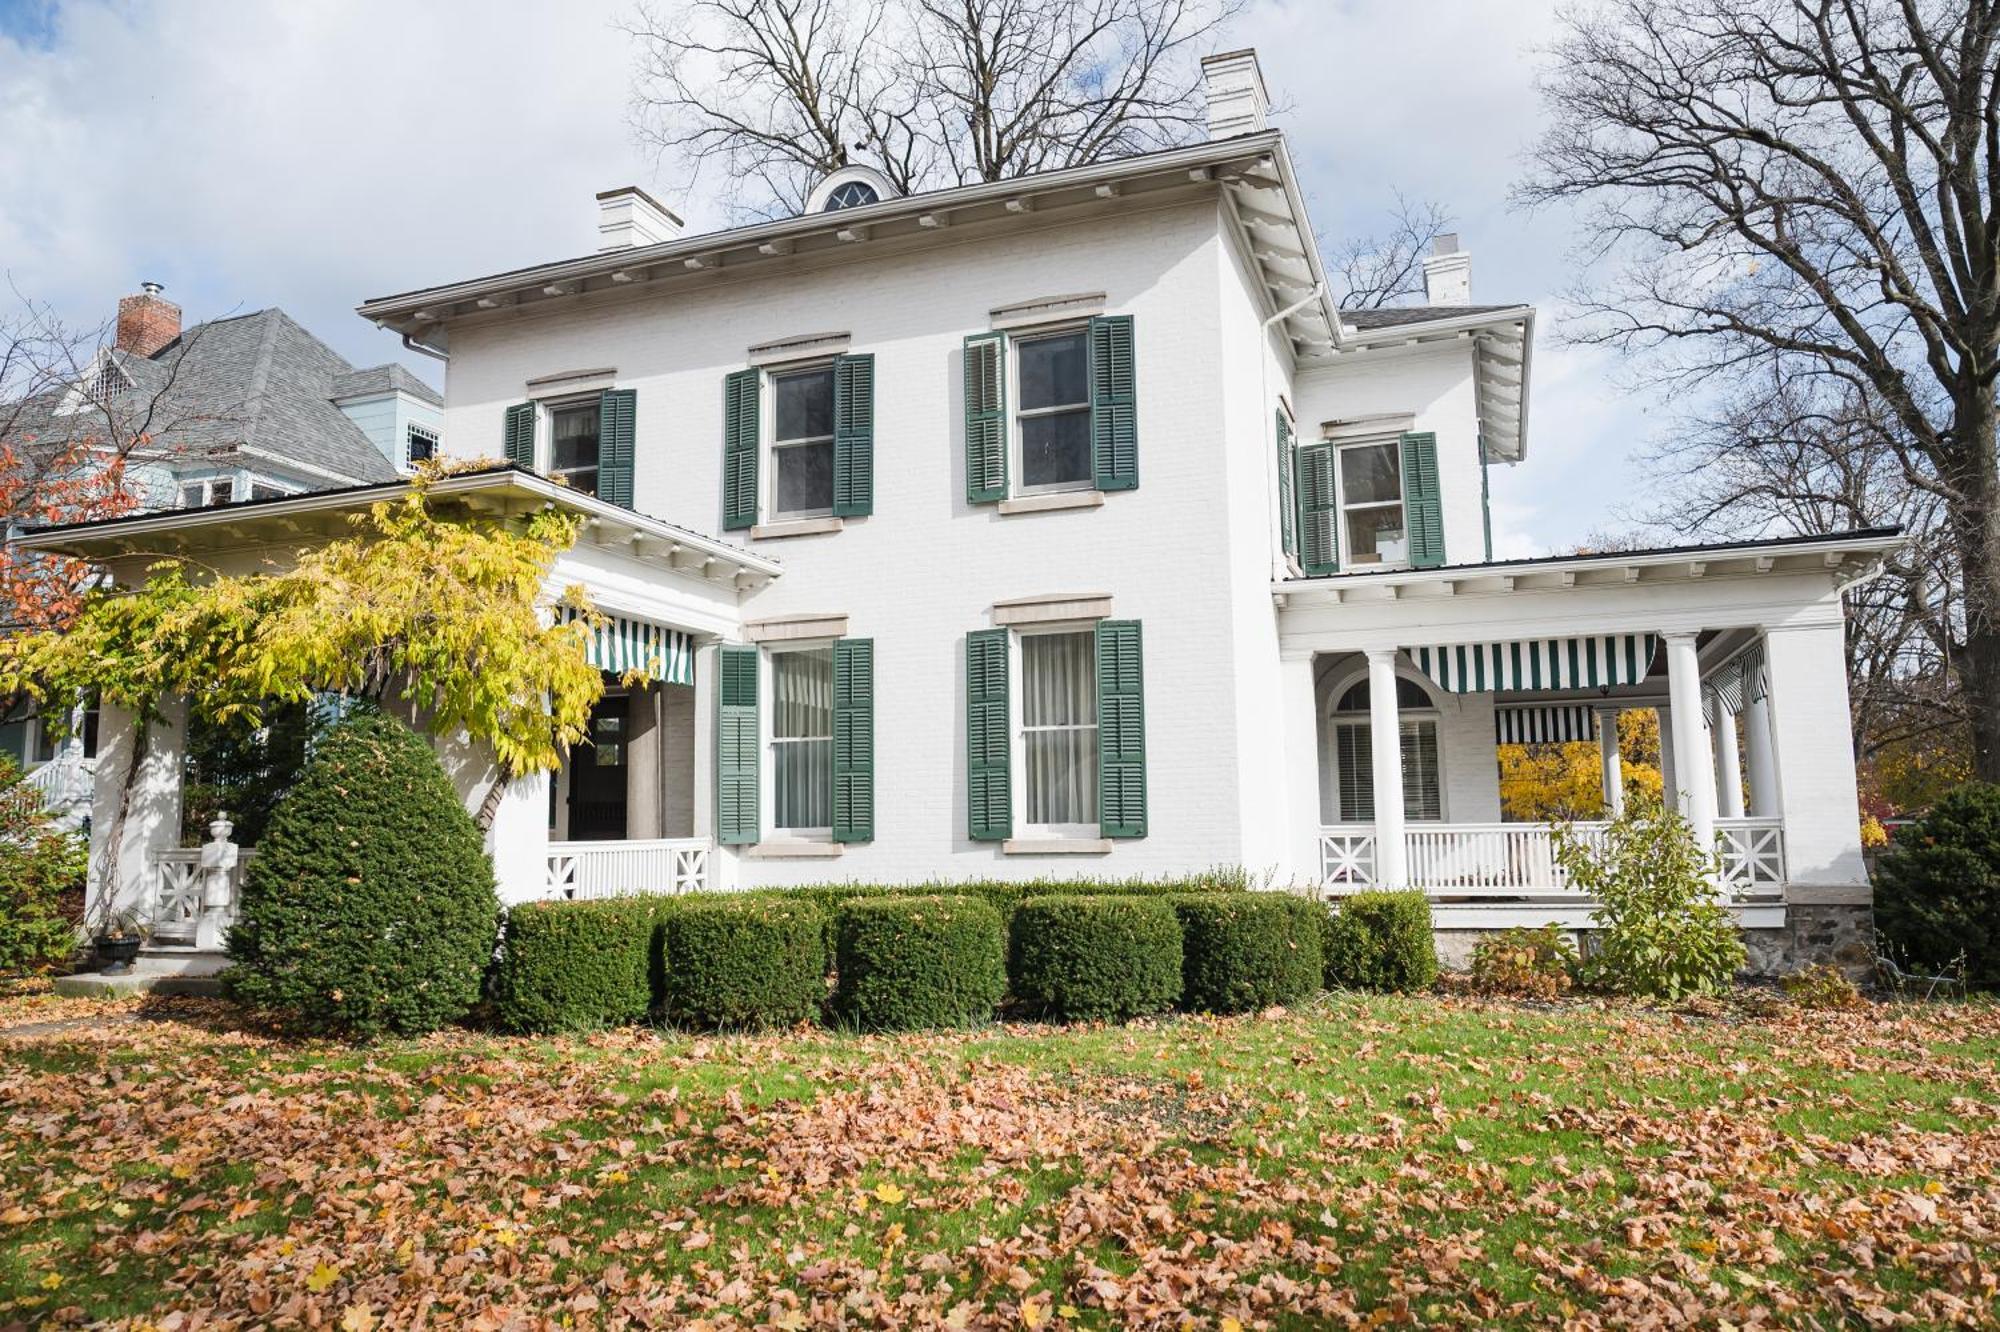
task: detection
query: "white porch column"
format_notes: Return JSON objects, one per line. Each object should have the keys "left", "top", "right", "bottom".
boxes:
{"left": 1662, "top": 632, "right": 1716, "bottom": 848}
{"left": 1711, "top": 703, "right": 1746, "bottom": 819}
{"left": 1365, "top": 648, "right": 1407, "bottom": 888}
{"left": 85, "top": 697, "right": 186, "bottom": 932}
{"left": 1762, "top": 620, "right": 1868, "bottom": 889}
{"left": 1656, "top": 704, "right": 1676, "bottom": 802}
{"left": 1279, "top": 653, "right": 1324, "bottom": 886}
{"left": 486, "top": 770, "right": 550, "bottom": 906}
{"left": 1744, "top": 690, "right": 1779, "bottom": 818}
{"left": 1596, "top": 707, "right": 1625, "bottom": 817}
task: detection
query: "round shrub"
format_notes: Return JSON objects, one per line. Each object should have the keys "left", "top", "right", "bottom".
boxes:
{"left": 493, "top": 897, "right": 667, "bottom": 1033}
{"left": 223, "top": 708, "right": 499, "bottom": 1039}
{"left": 1009, "top": 895, "right": 1182, "bottom": 1022}
{"left": 1322, "top": 889, "right": 1439, "bottom": 992}
{"left": 1173, "top": 893, "right": 1324, "bottom": 1013}
{"left": 661, "top": 895, "right": 826, "bottom": 1029}
{"left": 833, "top": 895, "right": 1006, "bottom": 1030}
{"left": 1874, "top": 782, "right": 2000, "bottom": 989}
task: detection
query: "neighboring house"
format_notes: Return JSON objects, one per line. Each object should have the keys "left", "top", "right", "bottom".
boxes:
{"left": 25, "top": 49, "right": 1895, "bottom": 976}
{"left": 3, "top": 286, "right": 442, "bottom": 823}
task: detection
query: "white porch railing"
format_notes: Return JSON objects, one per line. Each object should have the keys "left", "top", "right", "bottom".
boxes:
{"left": 544, "top": 838, "right": 712, "bottom": 900}
{"left": 25, "top": 750, "right": 92, "bottom": 811}
{"left": 149, "top": 847, "right": 258, "bottom": 942}
{"left": 1320, "top": 817, "right": 1785, "bottom": 903}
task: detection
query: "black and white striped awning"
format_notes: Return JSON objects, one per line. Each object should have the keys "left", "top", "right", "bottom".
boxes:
{"left": 556, "top": 607, "right": 695, "bottom": 685}
{"left": 1410, "top": 634, "right": 1659, "bottom": 694}
{"left": 1704, "top": 641, "right": 1766, "bottom": 724}
{"left": 1495, "top": 704, "right": 1601, "bottom": 745}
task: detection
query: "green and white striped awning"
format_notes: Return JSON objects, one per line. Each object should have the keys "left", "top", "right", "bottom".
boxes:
{"left": 1704, "top": 641, "right": 1766, "bottom": 723}
{"left": 1495, "top": 704, "right": 1600, "bottom": 745}
{"left": 557, "top": 608, "right": 695, "bottom": 685}
{"left": 1410, "top": 634, "right": 1659, "bottom": 694}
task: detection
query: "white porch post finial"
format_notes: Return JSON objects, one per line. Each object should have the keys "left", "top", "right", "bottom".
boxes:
{"left": 1365, "top": 648, "right": 1408, "bottom": 889}
{"left": 1596, "top": 707, "right": 1625, "bottom": 818}
{"left": 1662, "top": 632, "right": 1717, "bottom": 850}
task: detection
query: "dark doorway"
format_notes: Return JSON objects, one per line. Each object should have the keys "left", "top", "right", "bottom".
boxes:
{"left": 568, "top": 693, "right": 629, "bottom": 840}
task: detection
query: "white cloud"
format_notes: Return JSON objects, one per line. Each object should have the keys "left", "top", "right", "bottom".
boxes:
{"left": 0, "top": 0, "right": 1662, "bottom": 555}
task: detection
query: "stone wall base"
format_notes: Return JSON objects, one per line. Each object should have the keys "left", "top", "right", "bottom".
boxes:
{"left": 1433, "top": 903, "right": 1876, "bottom": 982}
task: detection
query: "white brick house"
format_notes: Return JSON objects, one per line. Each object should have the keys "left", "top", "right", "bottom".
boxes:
{"left": 27, "top": 49, "right": 1896, "bottom": 970}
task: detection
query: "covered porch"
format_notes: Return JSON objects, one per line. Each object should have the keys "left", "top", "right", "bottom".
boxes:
{"left": 1275, "top": 532, "right": 1899, "bottom": 929}
{"left": 16, "top": 469, "right": 777, "bottom": 963}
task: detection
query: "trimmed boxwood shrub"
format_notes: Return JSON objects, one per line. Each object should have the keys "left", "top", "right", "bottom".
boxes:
{"left": 661, "top": 895, "right": 826, "bottom": 1029}
{"left": 223, "top": 708, "right": 500, "bottom": 1039}
{"left": 1323, "top": 890, "right": 1438, "bottom": 992}
{"left": 833, "top": 895, "right": 1006, "bottom": 1030}
{"left": 1174, "top": 893, "right": 1325, "bottom": 1013}
{"left": 1875, "top": 783, "right": 2000, "bottom": 989}
{"left": 1009, "top": 895, "right": 1183, "bottom": 1021}
{"left": 493, "top": 896, "right": 668, "bottom": 1033}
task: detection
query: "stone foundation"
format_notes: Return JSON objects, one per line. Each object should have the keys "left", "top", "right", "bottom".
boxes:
{"left": 1433, "top": 901, "right": 1876, "bottom": 982}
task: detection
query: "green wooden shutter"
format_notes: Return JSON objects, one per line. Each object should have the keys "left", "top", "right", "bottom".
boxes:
{"left": 1401, "top": 431, "right": 1445, "bottom": 568}
{"left": 965, "top": 629, "right": 1011, "bottom": 840}
{"left": 1089, "top": 314, "right": 1138, "bottom": 491}
{"left": 1275, "top": 410, "right": 1297, "bottom": 560}
{"left": 964, "top": 333, "right": 1007, "bottom": 504}
{"left": 832, "top": 353, "right": 874, "bottom": 518}
{"left": 1096, "top": 619, "right": 1147, "bottom": 838}
{"left": 716, "top": 645, "right": 759, "bottom": 845}
{"left": 1297, "top": 441, "right": 1340, "bottom": 575}
{"left": 503, "top": 402, "right": 536, "bottom": 471}
{"left": 597, "top": 388, "right": 636, "bottom": 508}
{"left": 721, "top": 369, "right": 760, "bottom": 531}
{"left": 832, "top": 637, "right": 874, "bottom": 842}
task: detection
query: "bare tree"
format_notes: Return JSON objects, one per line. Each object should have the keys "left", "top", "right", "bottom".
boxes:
{"left": 1518, "top": 0, "right": 2000, "bottom": 779}
{"left": 627, "top": 0, "right": 1240, "bottom": 220}
{"left": 1326, "top": 194, "right": 1453, "bottom": 310}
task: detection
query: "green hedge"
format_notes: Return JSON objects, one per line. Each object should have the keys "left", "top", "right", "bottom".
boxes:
{"left": 661, "top": 896, "right": 827, "bottom": 1029}
{"left": 833, "top": 895, "right": 1006, "bottom": 1031}
{"left": 493, "top": 897, "right": 668, "bottom": 1033}
{"left": 1009, "top": 895, "right": 1183, "bottom": 1022}
{"left": 1323, "top": 890, "right": 1438, "bottom": 992}
{"left": 1174, "top": 893, "right": 1325, "bottom": 1013}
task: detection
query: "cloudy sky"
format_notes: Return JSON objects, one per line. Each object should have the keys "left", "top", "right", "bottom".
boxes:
{"left": 0, "top": 0, "right": 1661, "bottom": 557}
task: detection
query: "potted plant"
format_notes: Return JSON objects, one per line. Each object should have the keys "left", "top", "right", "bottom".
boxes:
{"left": 94, "top": 912, "right": 148, "bottom": 975}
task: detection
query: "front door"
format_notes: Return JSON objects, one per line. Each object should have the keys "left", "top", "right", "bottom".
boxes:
{"left": 569, "top": 694, "right": 629, "bottom": 840}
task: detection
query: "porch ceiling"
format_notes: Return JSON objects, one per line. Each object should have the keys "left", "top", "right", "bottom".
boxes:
{"left": 16, "top": 466, "right": 783, "bottom": 593}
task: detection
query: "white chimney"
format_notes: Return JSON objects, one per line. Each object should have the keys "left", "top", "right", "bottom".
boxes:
{"left": 1422, "top": 233, "right": 1471, "bottom": 306}
{"left": 596, "top": 186, "right": 683, "bottom": 252}
{"left": 1201, "top": 49, "right": 1269, "bottom": 139}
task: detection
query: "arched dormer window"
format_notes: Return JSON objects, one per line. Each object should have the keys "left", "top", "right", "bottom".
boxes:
{"left": 1328, "top": 675, "right": 1443, "bottom": 822}
{"left": 803, "top": 164, "right": 900, "bottom": 215}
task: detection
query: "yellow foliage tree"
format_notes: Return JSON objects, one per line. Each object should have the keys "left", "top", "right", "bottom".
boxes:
{"left": 1498, "top": 709, "right": 1664, "bottom": 821}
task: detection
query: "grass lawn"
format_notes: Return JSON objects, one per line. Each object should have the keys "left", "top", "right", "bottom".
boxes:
{"left": 1, "top": 987, "right": 1996, "bottom": 1329}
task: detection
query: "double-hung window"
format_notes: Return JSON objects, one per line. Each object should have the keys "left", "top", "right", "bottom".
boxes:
{"left": 1328, "top": 677, "right": 1443, "bottom": 822}
{"left": 1339, "top": 435, "right": 1407, "bottom": 566}
{"left": 549, "top": 401, "right": 602, "bottom": 497}
{"left": 770, "top": 644, "right": 835, "bottom": 835}
{"left": 1019, "top": 629, "right": 1098, "bottom": 831}
{"left": 770, "top": 365, "right": 836, "bottom": 520}
{"left": 178, "top": 477, "right": 234, "bottom": 509}
{"left": 1014, "top": 329, "right": 1092, "bottom": 492}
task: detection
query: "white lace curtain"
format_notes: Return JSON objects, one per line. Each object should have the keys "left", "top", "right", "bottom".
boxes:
{"left": 1022, "top": 632, "right": 1097, "bottom": 827}
{"left": 772, "top": 647, "right": 833, "bottom": 829}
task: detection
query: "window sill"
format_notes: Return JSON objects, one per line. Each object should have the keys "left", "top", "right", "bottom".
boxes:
{"left": 751, "top": 516, "right": 844, "bottom": 540}
{"left": 1001, "top": 837, "right": 1113, "bottom": 856}
{"left": 997, "top": 490, "right": 1103, "bottom": 516}
{"left": 745, "top": 841, "right": 845, "bottom": 860}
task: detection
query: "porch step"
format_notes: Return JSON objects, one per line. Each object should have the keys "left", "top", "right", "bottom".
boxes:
{"left": 49, "top": 947, "right": 229, "bottom": 998}
{"left": 133, "top": 947, "right": 229, "bottom": 978}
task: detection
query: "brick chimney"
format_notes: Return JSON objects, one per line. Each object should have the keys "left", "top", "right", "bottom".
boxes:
{"left": 1422, "top": 235, "right": 1472, "bottom": 306}
{"left": 116, "top": 282, "right": 181, "bottom": 357}
{"left": 1201, "top": 49, "right": 1269, "bottom": 139}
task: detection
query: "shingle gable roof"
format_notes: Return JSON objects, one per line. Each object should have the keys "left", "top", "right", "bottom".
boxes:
{"left": 331, "top": 363, "right": 443, "bottom": 406}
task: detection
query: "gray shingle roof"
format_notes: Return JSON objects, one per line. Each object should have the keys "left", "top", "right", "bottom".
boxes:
{"left": 1340, "top": 304, "right": 1524, "bottom": 330}
{"left": 331, "top": 362, "right": 443, "bottom": 406}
